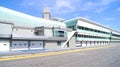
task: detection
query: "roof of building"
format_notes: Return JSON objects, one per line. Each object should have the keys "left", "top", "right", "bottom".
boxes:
{"left": 64, "top": 18, "right": 78, "bottom": 29}
{"left": 65, "top": 17, "right": 111, "bottom": 30}
{"left": 0, "top": 6, "right": 66, "bottom": 28}
{"left": 0, "top": 34, "right": 11, "bottom": 38}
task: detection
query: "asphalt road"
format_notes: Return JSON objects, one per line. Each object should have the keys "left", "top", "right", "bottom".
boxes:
{"left": 0, "top": 44, "right": 120, "bottom": 67}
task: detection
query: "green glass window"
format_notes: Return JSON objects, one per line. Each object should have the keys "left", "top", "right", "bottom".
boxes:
{"left": 53, "top": 30, "right": 67, "bottom": 37}
{"left": 57, "top": 41, "right": 61, "bottom": 46}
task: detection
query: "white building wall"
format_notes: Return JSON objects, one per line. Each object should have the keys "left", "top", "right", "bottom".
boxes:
{"left": 11, "top": 41, "right": 28, "bottom": 50}
{"left": 0, "top": 23, "right": 13, "bottom": 35}
{"left": 112, "top": 30, "right": 120, "bottom": 35}
{"left": 13, "top": 28, "right": 34, "bottom": 36}
{"left": 77, "top": 20, "right": 110, "bottom": 32}
{"left": 30, "top": 41, "right": 43, "bottom": 49}
{"left": 44, "top": 29, "right": 53, "bottom": 37}
{"left": 111, "top": 30, "right": 120, "bottom": 42}
{"left": 68, "top": 37, "right": 76, "bottom": 48}
{"left": 45, "top": 41, "right": 61, "bottom": 49}
{"left": 0, "top": 40, "right": 10, "bottom": 51}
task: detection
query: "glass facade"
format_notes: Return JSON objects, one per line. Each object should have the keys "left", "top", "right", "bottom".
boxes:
{"left": 77, "top": 26, "right": 110, "bottom": 35}
{"left": 57, "top": 41, "right": 61, "bottom": 46}
{"left": 53, "top": 30, "right": 67, "bottom": 37}
{"left": 76, "top": 34, "right": 109, "bottom": 39}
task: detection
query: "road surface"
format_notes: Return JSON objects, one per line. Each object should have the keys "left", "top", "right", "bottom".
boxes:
{"left": 0, "top": 44, "right": 120, "bottom": 67}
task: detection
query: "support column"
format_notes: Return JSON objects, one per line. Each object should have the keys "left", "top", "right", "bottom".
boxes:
{"left": 28, "top": 40, "right": 30, "bottom": 50}
{"left": 43, "top": 40, "right": 45, "bottom": 49}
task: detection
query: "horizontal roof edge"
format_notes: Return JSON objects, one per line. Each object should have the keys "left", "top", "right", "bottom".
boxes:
{"left": 64, "top": 17, "right": 79, "bottom": 23}
{"left": 0, "top": 6, "right": 66, "bottom": 27}
{"left": 0, "top": 19, "right": 14, "bottom": 25}
{"left": 77, "top": 17, "right": 120, "bottom": 33}
{"left": 65, "top": 17, "right": 111, "bottom": 30}
{"left": 13, "top": 26, "right": 34, "bottom": 29}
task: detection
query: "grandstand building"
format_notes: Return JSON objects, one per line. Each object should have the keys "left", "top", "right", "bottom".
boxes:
{"left": 0, "top": 6, "right": 120, "bottom": 51}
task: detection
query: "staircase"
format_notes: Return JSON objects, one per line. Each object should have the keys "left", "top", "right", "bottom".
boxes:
{"left": 62, "top": 31, "right": 76, "bottom": 48}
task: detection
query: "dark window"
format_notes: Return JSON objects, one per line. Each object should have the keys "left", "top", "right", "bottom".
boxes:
{"left": 81, "top": 27, "right": 84, "bottom": 30}
{"left": 89, "top": 29, "right": 93, "bottom": 31}
{"left": 84, "top": 35, "right": 86, "bottom": 38}
{"left": 98, "top": 30, "right": 100, "bottom": 33}
{"left": 40, "top": 43, "right": 42, "bottom": 45}
{"left": 94, "top": 30, "right": 97, "bottom": 32}
{"left": 58, "top": 31, "right": 64, "bottom": 37}
{"left": 4, "top": 44, "right": 7, "bottom": 46}
{"left": 81, "top": 35, "right": 83, "bottom": 38}
{"left": 57, "top": 41, "right": 61, "bottom": 46}
{"left": 32, "top": 44, "right": 34, "bottom": 45}
{"left": 14, "top": 44, "right": 17, "bottom": 46}
{"left": 16, "top": 29, "right": 18, "bottom": 31}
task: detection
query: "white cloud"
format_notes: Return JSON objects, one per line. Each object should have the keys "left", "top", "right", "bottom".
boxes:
{"left": 77, "top": 0, "right": 116, "bottom": 13}
{"left": 117, "top": 8, "right": 120, "bottom": 11}
{"left": 56, "top": 0, "right": 72, "bottom": 9}
{"left": 21, "top": 0, "right": 78, "bottom": 14}
{"left": 95, "top": 7, "right": 108, "bottom": 13}
{"left": 79, "top": 1, "right": 95, "bottom": 11}
{"left": 103, "top": 17, "right": 116, "bottom": 21}
{"left": 82, "top": 16, "right": 91, "bottom": 19}
{"left": 100, "top": 0, "right": 116, "bottom": 5}
{"left": 52, "top": 0, "right": 82, "bottom": 14}
{"left": 20, "top": 0, "right": 117, "bottom": 15}
{"left": 51, "top": 0, "right": 75, "bottom": 14}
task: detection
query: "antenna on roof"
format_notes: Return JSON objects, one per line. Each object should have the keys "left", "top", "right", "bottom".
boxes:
{"left": 42, "top": 7, "right": 51, "bottom": 20}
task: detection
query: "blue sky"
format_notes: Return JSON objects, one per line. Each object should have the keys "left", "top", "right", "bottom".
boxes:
{"left": 0, "top": 0, "right": 120, "bottom": 31}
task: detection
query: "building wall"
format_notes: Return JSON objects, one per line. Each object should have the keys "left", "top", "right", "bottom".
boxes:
{"left": 111, "top": 30, "right": 120, "bottom": 42}
{"left": 44, "top": 29, "right": 53, "bottom": 37}
{"left": 36, "top": 29, "right": 44, "bottom": 36}
{"left": 77, "top": 20, "right": 110, "bottom": 32}
{"left": 68, "top": 36, "right": 76, "bottom": 48}
{"left": 29, "top": 41, "right": 43, "bottom": 49}
{"left": 0, "top": 22, "right": 13, "bottom": 35}
{"left": 11, "top": 40, "right": 44, "bottom": 50}
{"left": 76, "top": 19, "right": 111, "bottom": 43}
{"left": 0, "top": 40, "right": 10, "bottom": 51}
{"left": 13, "top": 27, "right": 34, "bottom": 36}
{"left": 11, "top": 41, "right": 29, "bottom": 50}
{"left": 45, "top": 41, "right": 61, "bottom": 49}
{"left": 65, "top": 18, "right": 113, "bottom": 48}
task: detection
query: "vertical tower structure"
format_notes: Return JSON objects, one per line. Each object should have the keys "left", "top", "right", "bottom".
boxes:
{"left": 42, "top": 7, "right": 51, "bottom": 20}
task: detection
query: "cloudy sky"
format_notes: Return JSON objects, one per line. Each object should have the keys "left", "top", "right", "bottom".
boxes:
{"left": 0, "top": 0, "right": 120, "bottom": 31}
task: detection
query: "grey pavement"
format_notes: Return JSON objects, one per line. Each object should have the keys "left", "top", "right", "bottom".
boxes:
{"left": 0, "top": 43, "right": 120, "bottom": 67}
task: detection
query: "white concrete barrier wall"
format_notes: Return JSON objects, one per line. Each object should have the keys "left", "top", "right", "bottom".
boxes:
{"left": 0, "top": 40, "right": 10, "bottom": 51}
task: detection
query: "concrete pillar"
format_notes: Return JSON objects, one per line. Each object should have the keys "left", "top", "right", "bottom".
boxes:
{"left": 90, "top": 41, "right": 92, "bottom": 47}
{"left": 105, "top": 41, "right": 106, "bottom": 45}
{"left": 95, "top": 41, "right": 97, "bottom": 46}
{"left": 85, "top": 41, "right": 87, "bottom": 47}
{"left": 97, "top": 41, "right": 99, "bottom": 46}
{"left": 103, "top": 41, "right": 105, "bottom": 45}
{"left": 82, "top": 41, "right": 86, "bottom": 47}
{"left": 87, "top": 41, "right": 91, "bottom": 47}
{"left": 100, "top": 41, "right": 102, "bottom": 46}
{"left": 80, "top": 41, "right": 82, "bottom": 47}
{"left": 106, "top": 41, "right": 107, "bottom": 45}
